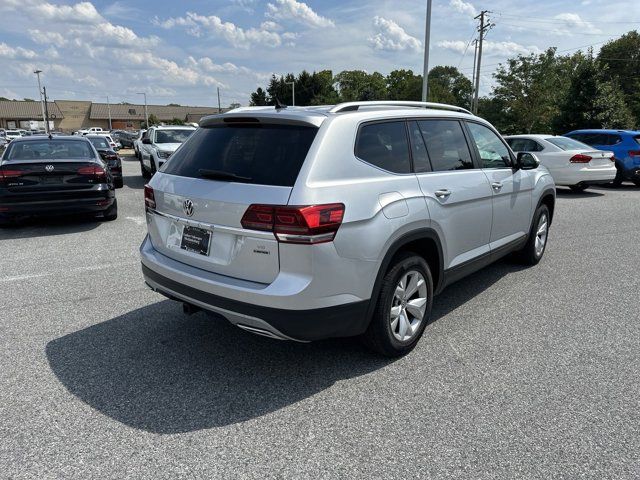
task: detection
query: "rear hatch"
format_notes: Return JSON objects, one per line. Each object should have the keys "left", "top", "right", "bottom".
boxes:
{"left": 146, "top": 120, "right": 320, "bottom": 284}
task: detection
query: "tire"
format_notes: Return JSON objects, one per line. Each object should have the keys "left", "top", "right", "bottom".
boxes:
{"left": 114, "top": 178, "right": 123, "bottom": 189}
{"left": 141, "top": 158, "right": 151, "bottom": 179}
{"left": 612, "top": 167, "right": 624, "bottom": 187}
{"left": 517, "top": 204, "right": 550, "bottom": 266}
{"left": 102, "top": 199, "right": 118, "bottom": 221}
{"left": 634, "top": 180, "right": 640, "bottom": 187}
{"left": 569, "top": 185, "right": 587, "bottom": 193}
{"left": 363, "top": 252, "right": 434, "bottom": 357}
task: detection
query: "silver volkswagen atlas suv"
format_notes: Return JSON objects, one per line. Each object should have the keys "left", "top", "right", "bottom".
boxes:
{"left": 140, "top": 101, "right": 555, "bottom": 356}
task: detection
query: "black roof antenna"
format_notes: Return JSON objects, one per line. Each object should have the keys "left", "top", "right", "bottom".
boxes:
{"left": 274, "top": 98, "right": 287, "bottom": 110}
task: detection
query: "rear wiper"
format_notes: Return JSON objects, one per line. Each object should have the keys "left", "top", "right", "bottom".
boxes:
{"left": 197, "top": 169, "right": 252, "bottom": 182}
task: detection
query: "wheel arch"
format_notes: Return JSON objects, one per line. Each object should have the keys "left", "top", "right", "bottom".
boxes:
{"left": 365, "top": 228, "right": 444, "bottom": 325}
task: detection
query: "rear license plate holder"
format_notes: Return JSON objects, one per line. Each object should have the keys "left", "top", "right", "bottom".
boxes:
{"left": 180, "top": 225, "right": 211, "bottom": 256}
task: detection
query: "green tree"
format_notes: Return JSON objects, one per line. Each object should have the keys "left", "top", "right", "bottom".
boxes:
{"left": 598, "top": 31, "right": 640, "bottom": 123}
{"left": 553, "top": 52, "right": 635, "bottom": 132}
{"left": 334, "top": 70, "right": 387, "bottom": 101}
{"left": 386, "top": 69, "right": 422, "bottom": 101}
{"left": 144, "top": 114, "right": 159, "bottom": 127}
{"left": 23, "top": 98, "right": 36, "bottom": 102}
{"left": 250, "top": 87, "right": 268, "bottom": 106}
{"left": 167, "top": 117, "right": 185, "bottom": 125}
{"left": 491, "top": 48, "right": 563, "bottom": 134}
{"left": 167, "top": 103, "right": 181, "bottom": 107}
{"left": 427, "top": 66, "right": 473, "bottom": 107}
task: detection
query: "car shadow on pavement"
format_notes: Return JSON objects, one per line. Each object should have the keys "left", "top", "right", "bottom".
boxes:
{"left": 0, "top": 215, "right": 102, "bottom": 240}
{"left": 45, "top": 300, "right": 392, "bottom": 434}
{"left": 555, "top": 188, "right": 604, "bottom": 198}
{"left": 45, "top": 258, "right": 526, "bottom": 434}
{"left": 123, "top": 173, "right": 146, "bottom": 190}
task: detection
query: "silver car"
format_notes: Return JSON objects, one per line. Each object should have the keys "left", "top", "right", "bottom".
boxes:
{"left": 140, "top": 101, "right": 556, "bottom": 356}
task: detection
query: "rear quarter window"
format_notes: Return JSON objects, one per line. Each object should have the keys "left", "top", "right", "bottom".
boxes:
{"left": 355, "top": 121, "right": 411, "bottom": 174}
{"left": 161, "top": 124, "right": 318, "bottom": 187}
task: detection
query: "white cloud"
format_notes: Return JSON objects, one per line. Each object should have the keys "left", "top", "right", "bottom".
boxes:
{"left": 450, "top": 0, "right": 477, "bottom": 17}
{"left": 553, "top": 13, "right": 601, "bottom": 33}
{"left": 35, "top": 1, "right": 102, "bottom": 24}
{"left": 369, "top": 16, "right": 421, "bottom": 52}
{"left": 28, "top": 30, "right": 68, "bottom": 47}
{"left": 156, "top": 12, "right": 285, "bottom": 48}
{"left": 266, "top": 0, "right": 335, "bottom": 28}
{"left": 437, "top": 39, "right": 541, "bottom": 56}
{"left": 0, "top": 43, "right": 38, "bottom": 59}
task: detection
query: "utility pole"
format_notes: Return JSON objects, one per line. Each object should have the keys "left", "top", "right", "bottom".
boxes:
{"left": 43, "top": 86, "right": 51, "bottom": 135}
{"left": 137, "top": 92, "right": 148, "bottom": 128}
{"left": 34, "top": 70, "right": 48, "bottom": 134}
{"left": 421, "top": 0, "right": 433, "bottom": 102}
{"left": 472, "top": 10, "right": 493, "bottom": 114}
{"left": 287, "top": 81, "right": 295, "bottom": 106}
{"left": 106, "top": 95, "right": 112, "bottom": 131}
{"left": 217, "top": 87, "right": 221, "bottom": 113}
{"left": 471, "top": 39, "right": 478, "bottom": 111}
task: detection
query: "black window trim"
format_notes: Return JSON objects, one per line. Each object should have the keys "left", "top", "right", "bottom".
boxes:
{"left": 463, "top": 119, "right": 515, "bottom": 170}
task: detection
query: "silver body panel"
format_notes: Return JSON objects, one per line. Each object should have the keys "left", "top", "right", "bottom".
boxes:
{"left": 141, "top": 104, "right": 555, "bottom": 338}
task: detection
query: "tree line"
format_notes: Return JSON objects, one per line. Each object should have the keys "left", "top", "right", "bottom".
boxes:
{"left": 250, "top": 31, "right": 640, "bottom": 135}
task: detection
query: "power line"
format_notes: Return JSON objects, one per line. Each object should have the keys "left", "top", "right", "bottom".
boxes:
{"left": 495, "top": 12, "right": 640, "bottom": 25}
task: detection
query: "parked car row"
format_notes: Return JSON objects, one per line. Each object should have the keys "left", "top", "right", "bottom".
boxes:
{"left": 506, "top": 129, "right": 640, "bottom": 190}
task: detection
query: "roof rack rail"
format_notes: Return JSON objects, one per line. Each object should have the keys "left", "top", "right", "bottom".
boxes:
{"left": 328, "top": 101, "right": 473, "bottom": 115}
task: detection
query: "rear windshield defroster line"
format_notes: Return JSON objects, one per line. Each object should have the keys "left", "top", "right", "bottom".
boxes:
{"left": 161, "top": 124, "right": 318, "bottom": 187}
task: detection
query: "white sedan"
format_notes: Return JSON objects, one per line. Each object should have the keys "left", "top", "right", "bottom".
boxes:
{"left": 505, "top": 135, "right": 617, "bottom": 192}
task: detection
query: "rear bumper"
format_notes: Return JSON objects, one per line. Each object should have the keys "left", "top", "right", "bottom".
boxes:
{"left": 140, "top": 236, "right": 371, "bottom": 342}
{"left": 0, "top": 187, "right": 115, "bottom": 217}
{"left": 554, "top": 165, "right": 616, "bottom": 186}
{"left": 621, "top": 165, "right": 640, "bottom": 180}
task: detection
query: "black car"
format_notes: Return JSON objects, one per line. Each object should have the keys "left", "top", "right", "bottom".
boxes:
{"left": 0, "top": 136, "right": 117, "bottom": 225}
{"left": 86, "top": 135, "right": 123, "bottom": 188}
{"left": 112, "top": 131, "right": 136, "bottom": 148}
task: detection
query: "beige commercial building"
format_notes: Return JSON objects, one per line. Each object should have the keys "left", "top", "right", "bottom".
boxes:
{"left": 0, "top": 99, "right": 222, "bottom": 132}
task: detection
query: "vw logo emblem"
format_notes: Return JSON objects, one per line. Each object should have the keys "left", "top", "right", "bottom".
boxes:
{"left": 45, "top": 164, "right": 54, "bottom": 172}
{"left": 183, "top": 199, "right": 194, "bottom": 217}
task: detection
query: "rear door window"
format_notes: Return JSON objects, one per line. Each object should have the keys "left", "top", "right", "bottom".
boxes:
{"left": 161, "top": 124, "right": 318, "bottom": 187}
{"left": 417, "top": 120, "right": 473, "bottom": 171}
{"left": 507, "top": 138, "right": 543, "bottom": 152}
{"left": 355, "top": 121, "right": 411, "bottom": 174}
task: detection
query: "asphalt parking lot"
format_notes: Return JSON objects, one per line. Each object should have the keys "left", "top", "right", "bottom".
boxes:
{"left": 1, "top": 151, "right": 639, "bottom": 479}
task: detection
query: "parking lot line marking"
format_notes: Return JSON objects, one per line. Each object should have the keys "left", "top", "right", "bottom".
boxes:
{"left": 0, "top": 262, "right": 138, "bottom": 283}
{"left": 126, "top": 216, "right": 146, "bottom": 226}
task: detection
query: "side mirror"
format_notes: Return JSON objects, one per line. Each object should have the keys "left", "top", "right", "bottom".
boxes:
{"left": 142, "top": 138, "right": 152, "bottom": 144}
{"left": 515, "top": 152, "right": 539, "bottom": 170}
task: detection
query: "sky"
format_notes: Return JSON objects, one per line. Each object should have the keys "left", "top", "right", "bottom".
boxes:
{"left": 0, "top": 0, "right": 639, "bottom": 107}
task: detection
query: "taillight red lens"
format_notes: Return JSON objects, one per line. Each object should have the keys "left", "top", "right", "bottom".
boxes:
{"left": 241, "top": 203, "right": 345, "bottom": 244}
{"left": 144, "top": 184, "right": 156, "bottom": 209}
{"left": 570, "top": 154, "right": 592, "bottom": 163}
{"left": 0, "top": 168, "right": 24, "bottom": 179}
{"left": 628, "top": 150, "right": 640, "bottom": 157}
{"left": 77, "top": 165, "right": 107, "bottom": 182}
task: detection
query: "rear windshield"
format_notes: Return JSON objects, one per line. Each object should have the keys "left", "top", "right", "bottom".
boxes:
{"left": 155, "top": 129, "right": 194, "bottom": 144}
{"left": 5, "top": 140, "right": 95, "bottom": 160}
{"left": 161, "top": 124, "right": 318, "bottom": 186}
{"left": 88, "top": 137, "right": 110, "bottom": 149}
{"left": 546, "top": 137, "right": 593, "bottom": 151}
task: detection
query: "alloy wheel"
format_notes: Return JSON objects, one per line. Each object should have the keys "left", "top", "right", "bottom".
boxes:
{"left": 390, "top": 270, "right": 428, "bottom": 342}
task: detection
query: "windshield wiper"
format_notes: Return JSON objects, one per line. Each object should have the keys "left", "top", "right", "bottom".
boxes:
{"left": 198, "top": 169, "right": 252, "bottom": 182}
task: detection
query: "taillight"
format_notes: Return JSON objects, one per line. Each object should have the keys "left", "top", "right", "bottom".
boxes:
{"left": 241, "top": 203, "right": 345, "bottom": 244}
{"left": 628, "top": 150, "right": 640, "bottom": 157}
{"left": 0, "top": 167, "right": 24, "bottom": 186}
{"left": 609, "top": 155, "right": 616, "bottom": 162}
{"left": 570, "top": 154, "right": 592, "bottom": 163}
{"left": 77, "top": 165, "right": 107, "bottom": 182}
{"left": 144, "top": 184, "right": 156, "bottom": 210}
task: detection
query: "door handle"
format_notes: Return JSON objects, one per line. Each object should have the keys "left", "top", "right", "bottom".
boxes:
{"left": 491, "top": 182, "right": 503, "bottom": 191}
{"left": 434, "top": 189, "right": 451, "bottom": 199}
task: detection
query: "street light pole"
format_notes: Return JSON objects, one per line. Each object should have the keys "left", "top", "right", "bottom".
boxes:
{"left": 286, "top": 81, "right": 295, "bottom": 106}
{"left": 34, "top": 69, "right": 48, "bottom": 134}
{"left": 106, "top": 95, "right": 112, "bottom": 131}
{"left": 137, "top": 92, "right": 148, "bottom": 128}
{"left": 421, "top": 0, "right": 433, "bottom": 102}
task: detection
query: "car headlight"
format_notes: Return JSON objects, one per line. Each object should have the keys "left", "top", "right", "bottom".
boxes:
{"left": 157, "top": 150, "right": 171, "bottom": 159}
